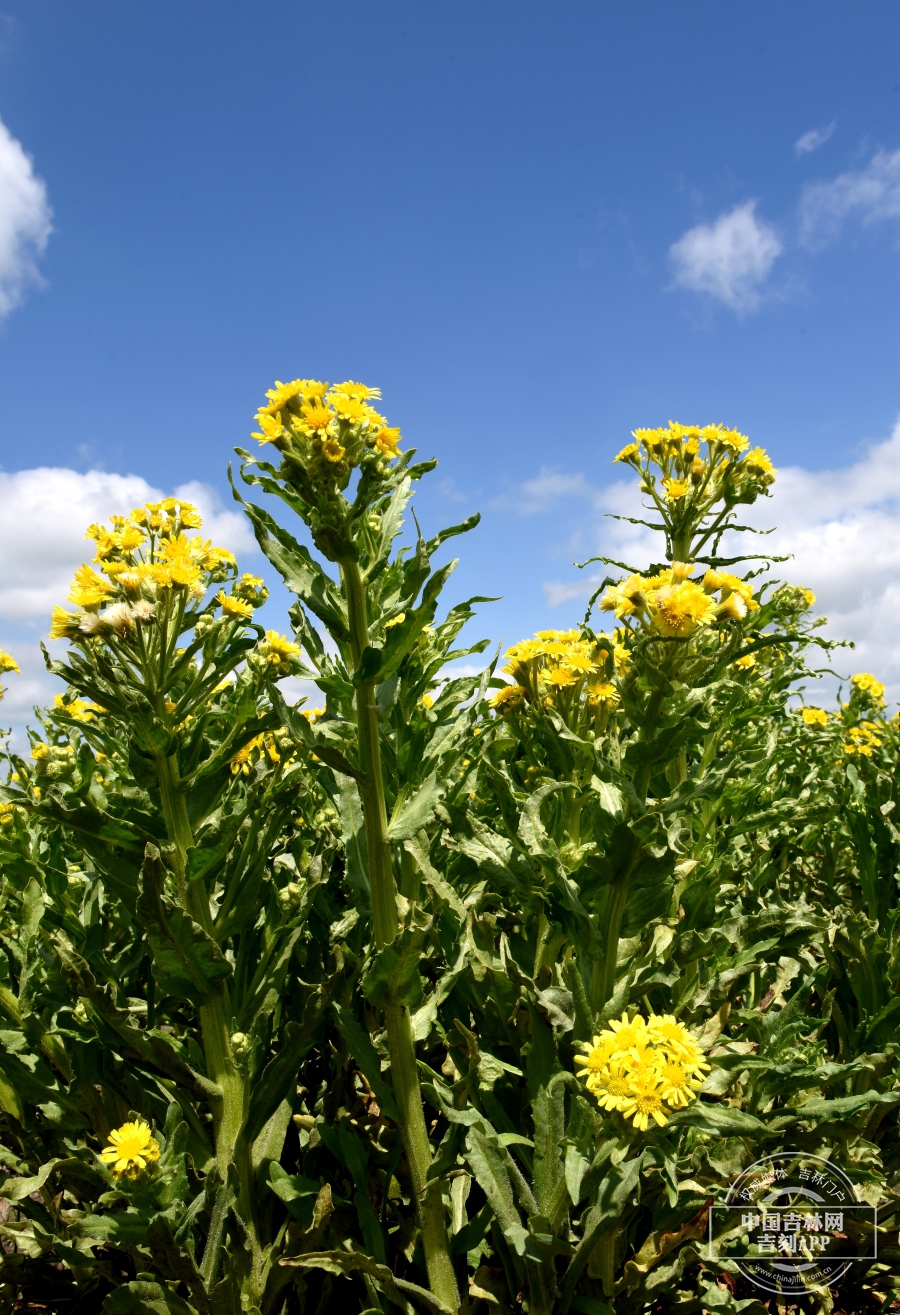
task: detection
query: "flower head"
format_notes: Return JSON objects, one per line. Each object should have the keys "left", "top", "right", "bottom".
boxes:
{"left": 801, "top": 707, "right": 828, "bottom": 727}
{"left": 100, "top": 1120, "right": 160, "bottom": 1179}
{"left": 490, "top": 684, "right": 527, "bottom": 714}
{"left": 0, "top": 651, "right": 19, "bottom": 675}
{"left": 297, "top": 400, "right": 336, "bottom": 436}
{"left": 650, "top": 581, "right": 717, "bottom": 637}
{"left": 217, "top": 591, "right": 254, "bottom": 619}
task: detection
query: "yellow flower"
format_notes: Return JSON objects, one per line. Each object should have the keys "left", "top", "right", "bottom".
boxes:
{"left": 321, "top": 437, "right": 346, "bottom": 463}
{"left": 741, "top": 446, "right": 776, "bottom": 482}
{"left": 69, "top": 564, "right": 115, "bottom": 609}
{"left": 587, "top": 681, "right": 619, "bottom": 706}
{"left": 541, "top": 666, "right": 579, "bottom": 688}
{"left": 264, "top": 630, "right": 301, "bottom": 658}
{"left": 373, "top": 426, "right": 402, "bottom": 457}
{"left": 54, "top": 694, "right": 101, "bottom": 723}
{"left": 230, "top": 734, "right": 263, "bottom": 774}
{"left": 562, "top": 651, "right": 594, "bottom": 674}
{"left": 252, "top": 411, "right": 285, "bottom": 445}
{"left": 100, "top": 1120, "right": 160, "bottom": 1179}
{"left": 851, "top": 673, "right": 885, "bottom": 704}
{"left": 613, "top": 443, "right": 639, "bottom": 464}
{"left": 655, "top": 1057, "right": 702, "bottom": 1109}
{"left": 801, "top": 707, "right": 828, "bottom": 727}
{"left": 801, "top": 587, "right": 816, "bottom": 607}
{"left": 490, "top": 684, "right": 527, "bottom": 713}
{"left": 734, "top": 653, "right": 757, "bottom": 670}
{"left": 50, "top": 605, "right": 81, "bottom": 640}
{"left": 663, "top": 477, "right": 690, "bottom": 500}
{"left": 297, "top": 400, "right": 335, "bottom": 435}
{"left": 650, "top": 581, "right": 717, "bottom": 637}
{"left": 587, "top": 1060, "right": 636, "bottom": 1113}
{"left": 330, "top": 394, "right": 381, "bottom": 426}
{"left": 329, "top": 380, "right": 382, "bottom": 401}
{"left": 302, "top": 706, "right": 325, "bottom": 722}
{"left": 716, "top": 427, "right": 750, "bottom": 454}
{"left": 844, "top": 722, "right": 882, "bottom": 757}
{"left": 217, "top": 591, "right": 254, "bottom": 619}
{"left": 574, "top": 1035, "right": 617, "bottom": 1073}
{"left": 618, "top": 1071, "right": 670, "bottom": 1130}
{"left": 262, "top": 379, "right": 305, "bottom": 412}
{"left": 600, "top": 574, "right": 647, "bottom": 620}
{"left": 0, "top": 651, "right": 19, "bottom": 674}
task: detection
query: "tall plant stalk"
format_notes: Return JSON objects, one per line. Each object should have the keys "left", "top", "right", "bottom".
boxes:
{"left": 341, "top": 559, "right": 458, "bottom": 1312}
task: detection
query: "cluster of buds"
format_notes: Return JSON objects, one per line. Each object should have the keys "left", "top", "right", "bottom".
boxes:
{"left": 248, "top": 630, "right": 303, "bottom": 678}
{"left": 600, "top": 563, "right": 759, "bottom": 639}
{"left": 48, "top": 501, "right": 250, "bottom": 642}
{"left": 251, "top": 379, "right": 402, "bottom": 481}
{"left": 30, "top": 740, "right": 77, "bottom": 784}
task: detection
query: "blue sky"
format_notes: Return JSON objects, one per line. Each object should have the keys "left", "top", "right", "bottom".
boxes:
{"left": 1, "top": 0, "right": 900, "bottom": 729}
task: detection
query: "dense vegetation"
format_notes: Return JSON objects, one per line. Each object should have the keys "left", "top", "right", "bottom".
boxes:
{"left": 0, "top": 388, "right": 897, "bottom": 1315}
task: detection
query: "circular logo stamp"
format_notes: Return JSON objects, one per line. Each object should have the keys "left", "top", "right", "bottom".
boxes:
{"left": 709, "top": 1151, "right": 877, "bottom": 1297}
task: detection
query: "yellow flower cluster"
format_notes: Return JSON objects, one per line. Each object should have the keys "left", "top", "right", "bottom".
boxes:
{"left": 600, "top": 564, "right": 758, "bottom": 638}
{"left": 495, "top": 628, "right": 630, "bottom": 719}
{"left": 251, "top": 378, "right": 401, "bottom": 474}
{"left": 800, "top": 706, "right": 829, "bottom": 727}
{"left": 100, "top": 1120, "right": 160, "bottom": 1180}
{"left": 613, "top": 422, "right": 776, "bottom": 500}
{"left": 49, "top": 501, "right": 245, "bottom": 642}
{"left": 576, "top": 1012, "right": 710, "bottom": 1130}
{"left": 843, "top": 722, "right": 882, "bottom": 758}
{"left": 230, "top": 732, "right": 282, "bottom": 775}
{"left": 850, "top": 672, "right": 885, "bottom": 707}
{"left": 53, "top": 694, "right": 104, "bottom": 723}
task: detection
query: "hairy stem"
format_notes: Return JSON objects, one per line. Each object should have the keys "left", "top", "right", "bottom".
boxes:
{"left": 342, "top": 558, "right": 459, "bottom": 1313}
{"left": 154, "top": 753, "right": 256, "bottom": 1291}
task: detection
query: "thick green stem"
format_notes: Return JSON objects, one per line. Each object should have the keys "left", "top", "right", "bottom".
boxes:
{"left": 595, "top": 690, "right": 666, "bottom": 1013}
{"left": 154, "top": 754, "right": 255, "bottom": 1288}
{"left": 341, "top": 559, "right": 459, "bottom": 1313}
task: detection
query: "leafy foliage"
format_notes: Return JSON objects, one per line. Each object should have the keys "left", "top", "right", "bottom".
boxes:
{"left": 0, "top": 401, "right": 897, "bottom": 1315}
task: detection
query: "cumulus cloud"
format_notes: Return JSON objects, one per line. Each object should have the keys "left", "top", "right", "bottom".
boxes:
{"left": 0, "top": 115, "right": 52, "bottom": 317}
{"left": 794, "top": 122, "right": 836, "bottom": 156}
{"left": 668, "top": 201, "right": 782, "bottom": 312}
{"left": 0, "top": 468, "right": 257, "bottom": 737}
{"left": 537, "top": 416, "right": 900, "bottom": 703}
{"left": 491, "top": 467, "right": 602, "bottom": 514}
{"left": 799, "top": 147, "right": 900, "bottom": 249}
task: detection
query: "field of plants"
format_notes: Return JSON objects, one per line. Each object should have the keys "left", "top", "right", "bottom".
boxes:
{"left": 0, "top": 382, "right": 897, "bottom": 1315}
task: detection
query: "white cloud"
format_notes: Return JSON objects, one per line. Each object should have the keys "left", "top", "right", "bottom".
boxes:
{"left": 492, "top": 467, "right": 602, "bottom": 514}
{"left": 0, "top": 468, "right": 257, "bottom": 739}
{"left": 0, "top": 116, "right": 51, "bottom": 317}
{"left": 799, "top": 147, "right": 900, "bottom": 249}
{"left": 668, "top": 201, "right": 782, "bottom": 312}
{"left": 538, "top": 416, "right": 900, "bottom": 704}
{"left": 794, "top": 122, "right": 836, "bottom": 156}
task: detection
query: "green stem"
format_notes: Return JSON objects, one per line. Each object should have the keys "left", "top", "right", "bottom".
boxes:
{"left": 341, "top": 559, "right": 459, "bottom": 1314}
{"left": 154, "top": 753, "right": 255, "bottom": 1288}
{"left": 595, "top": 690, "right": 666, "bottom": 1013}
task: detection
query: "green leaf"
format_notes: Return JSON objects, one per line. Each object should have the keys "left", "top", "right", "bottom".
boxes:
{"left": 332, "top": 1003, "right": 400, "bottom": 1121}
{"left": 387, "top": 772, "right": 442, "bottom": 841}
{"left": 102, "top": 1281, "right": 194, "bottom": 1314}
{"left": 0, "top": 1157, "right": 61, "bottom": 1203}
{"left": 281, "top": 1250, "right": 454, "bottom": 1315}
{"left": 353, "top": 560, "right": 458, "bottom": 687}
{"left": 362, "top": 928, "right": 425, "bottom": 1009}
{"left": 137, "top": 846, "right": 232, "bottom": 1004}
{"left": 238, "top": 496, "right": 350, "bottom": 642}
